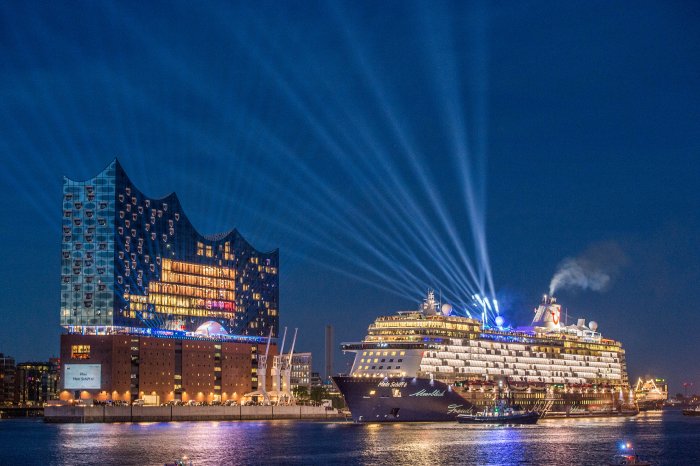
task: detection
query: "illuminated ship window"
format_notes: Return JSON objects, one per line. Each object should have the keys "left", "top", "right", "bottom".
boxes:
{"left": 118, "top": 251, "right": 124, "bottom": 259}
{"left": 145, "top": 224, "right": 150, "bottom": 232}
{"left": 130, "top": 253, "right": 136, "bottom": 261}
{"left": 137, "top": 246, "right": 142, "bottom": 254}
{"left": 119, "top": 211, "right": 124, "bottom": 219}
{"left": 168, "top": 219, "right": 173, "bottom": 228}
{"left": 138, "top": 206, "right": 143, "bottom": 214}
{"left": 125, "top": 269, "right": 130, "bottom": 277}
{"left": 144, "top": 255, "right": 149, "bottom": 263}
{"left": 150, "top": 264, "right": 155, "bottom": 272}
{"left": 169, "top": 228, "right": 174, "bottom": 236}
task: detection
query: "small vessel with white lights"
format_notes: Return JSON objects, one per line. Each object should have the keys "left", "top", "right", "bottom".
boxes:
{"left": 332, "top": 291, "right": 636, "bottom": 422}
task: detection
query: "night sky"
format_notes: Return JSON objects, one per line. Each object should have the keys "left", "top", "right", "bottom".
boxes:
{"left": 1, "top": 1, "right": 698, "bottom": 394}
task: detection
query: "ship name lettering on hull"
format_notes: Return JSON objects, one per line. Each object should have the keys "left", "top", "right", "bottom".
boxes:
{"left": 409, "top": 389, "right": 445, "bottom": 397}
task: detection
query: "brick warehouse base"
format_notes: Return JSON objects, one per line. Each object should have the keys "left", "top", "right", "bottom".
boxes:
{"left": 60, "top": 334, "right": 276, "bottom": 403}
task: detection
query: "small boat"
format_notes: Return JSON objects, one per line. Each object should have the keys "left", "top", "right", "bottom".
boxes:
{"left": 457, "top": 410, "right": 539, "bottom": 425}
{"left": 682, "top": 406, "right": 700, "bottom": 416}
{"left": 611, "top": 442, "right": 651, "bottom": 465}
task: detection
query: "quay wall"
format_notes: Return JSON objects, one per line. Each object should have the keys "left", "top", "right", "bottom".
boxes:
{"left": 44, "top": 405, "right": 346, "bottom": 423}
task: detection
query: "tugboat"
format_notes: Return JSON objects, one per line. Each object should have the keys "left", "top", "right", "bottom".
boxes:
{"left": 457, "top": 380, "right": 540, "bottom": 425}
{"left": 682, "top": 405, "right": 700, "bottom": 416}
{"left": 456, "top": 409, "right": 539, "bottom": 425}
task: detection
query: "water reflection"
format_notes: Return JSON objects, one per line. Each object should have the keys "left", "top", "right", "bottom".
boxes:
{"left": 1, "top": 411, "right": 699, "bottom": 465}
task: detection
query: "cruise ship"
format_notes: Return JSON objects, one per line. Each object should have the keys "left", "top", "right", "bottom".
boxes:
{"left": 333, "top": 291, "right": 636, "bottom": 422}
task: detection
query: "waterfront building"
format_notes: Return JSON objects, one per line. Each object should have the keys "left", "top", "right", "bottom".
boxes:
{"left": 0, "top": 354, "right": 15, "bottom": 406}
{"left": 310, "top": 372, "right": 322, "bottom": 388}
{"left": 290, "top": 352, "right": 312, "bottom": 392}
{"left": 14, "top": 360, "right": 60, "bottom": 406}
{"left": 59, "top": 160, "right": 279, "bottom": 403}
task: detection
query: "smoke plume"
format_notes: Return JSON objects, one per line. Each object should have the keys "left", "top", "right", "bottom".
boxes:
{"left": 549, "top": 242, "right": 628, "bottom": 296}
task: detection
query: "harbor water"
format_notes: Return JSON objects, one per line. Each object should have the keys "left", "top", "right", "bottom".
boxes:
{"left": 1, "top": 410, "right": 699, "bottom": 465}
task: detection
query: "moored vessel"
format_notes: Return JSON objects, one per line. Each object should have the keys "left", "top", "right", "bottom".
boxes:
{"left": 333, "top": 291, "right": 636, "bottom": 422}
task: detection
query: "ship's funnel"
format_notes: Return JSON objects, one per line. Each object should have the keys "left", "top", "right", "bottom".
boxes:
{"left": 532, "top": 295, "right": 562, "bottom": 329}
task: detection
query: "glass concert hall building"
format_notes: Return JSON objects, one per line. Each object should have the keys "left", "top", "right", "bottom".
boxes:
{"left": 59, "top": 160, "right": 279, "bottom": 403}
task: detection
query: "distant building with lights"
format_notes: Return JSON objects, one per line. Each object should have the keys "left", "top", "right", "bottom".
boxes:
{"left": 290, "top": 352, "right": 312, "bottom": 392}
{"left": 59, "top": 160, "right": 279, "bottom": 403}
{"left": 0, "top": 354, "right": 15, "bottom": 406}
{"left": 14, "top": 359, "right": 60, "bottom": 406}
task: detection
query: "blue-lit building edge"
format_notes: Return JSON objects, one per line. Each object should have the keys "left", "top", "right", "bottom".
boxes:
{"left": 60, "top": 163, "right": 116, "bottom": 327}
{"left": 62, "top": 160, "right": 279, "bottom": 339}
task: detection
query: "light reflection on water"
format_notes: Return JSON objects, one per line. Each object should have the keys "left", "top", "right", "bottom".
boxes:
{"left": 0, "top": 410, "right": 698, "bottom": 465}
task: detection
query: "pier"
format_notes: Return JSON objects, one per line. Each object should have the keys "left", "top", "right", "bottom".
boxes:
{"left": 44, "top": 405, "right": 347, "bottom": 423}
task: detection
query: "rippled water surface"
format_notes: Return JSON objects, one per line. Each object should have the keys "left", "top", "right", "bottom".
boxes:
{"left": 2, "top": 410, "right": 699, "bottom": 465}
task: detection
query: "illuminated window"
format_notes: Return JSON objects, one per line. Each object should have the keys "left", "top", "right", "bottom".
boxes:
{"left": 205, "top": 245, "right": 213, "bottom": 257}
{"left": 71, "top": 345, "right": 91, "bottom": 359}
{"left": 197, "top": 242, "right": 204, "bottom": 256}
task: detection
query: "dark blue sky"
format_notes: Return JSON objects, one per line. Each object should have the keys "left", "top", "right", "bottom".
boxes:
{"left": 1, "top": 1, "right": 698, "bottom": 393}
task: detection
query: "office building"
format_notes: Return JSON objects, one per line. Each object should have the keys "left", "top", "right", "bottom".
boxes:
{"left": 290, "top": 352, "right": 312, "bottom": 392}
{"left": 14, "top": 359, "right": 60, "bottom": 406}
{"left": 0, "top": 354, "right": 15, "bottom": 405}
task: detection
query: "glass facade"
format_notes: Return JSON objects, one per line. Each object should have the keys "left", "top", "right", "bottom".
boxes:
{"left": 61, "top": 160, "right": 279, "bottom": 338}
